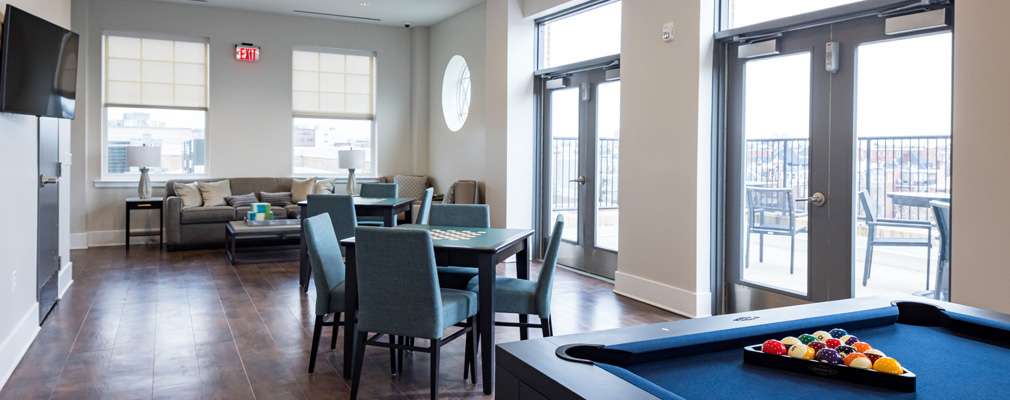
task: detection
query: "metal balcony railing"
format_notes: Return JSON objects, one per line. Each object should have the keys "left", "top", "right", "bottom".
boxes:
{"left": 551, "top": 138, "right": 619, "bottom": 212}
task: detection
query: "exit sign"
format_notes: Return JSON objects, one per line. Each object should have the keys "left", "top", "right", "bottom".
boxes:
{"left": 236, "top": 44, "right": 260, "bottom": 61}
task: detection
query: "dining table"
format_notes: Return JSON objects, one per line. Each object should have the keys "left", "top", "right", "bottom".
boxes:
{"left": 886, "top": 191, "right": 951, "bottom": 208}
{"left": 340, "top": 224, "right": 534, "bottom": 394}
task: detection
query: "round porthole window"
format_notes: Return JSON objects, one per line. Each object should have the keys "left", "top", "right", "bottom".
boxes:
{"left": 441, "top": 55, "right": 471, "bottom": 132}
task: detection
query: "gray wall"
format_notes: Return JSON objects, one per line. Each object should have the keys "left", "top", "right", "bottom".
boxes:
{"left": 74, "top": 0, "right": 421, "bottom": 245}
{"left": 428, "top": 3, "right": 487, "bottom": 196}
{"left": 0, "top": 0, "right": 72, "bottom": 388}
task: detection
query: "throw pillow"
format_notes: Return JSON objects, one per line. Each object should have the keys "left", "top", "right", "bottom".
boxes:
{"left": 198, "top": 180, "right": 232, "bottom": 207}
{"left": 173, "top": 182, "right": 204, "bottom": 208}
{"left": 313, "top": 178, "right": 335, "bottom": 194}
{"left": 226, "top": 193, "right": 258, "bottom": 207}
{"left": 291, "top": 177, "right": 316, "bottom": 203}
{"left": 260, "top": 192, "right": 292, "bottom": 207}
{"left": 394, "top": 175, "right": 429, "bottom": 202}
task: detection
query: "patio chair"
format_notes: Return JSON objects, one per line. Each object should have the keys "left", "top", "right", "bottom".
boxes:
{"left": 858, "top": 191, "right": 933, "bottom": 287}
{"left": 930, "top": 200, "right": 950, "bottom": 301}
{"left": 745, "top": 187, "right": 808, "bottom": 274}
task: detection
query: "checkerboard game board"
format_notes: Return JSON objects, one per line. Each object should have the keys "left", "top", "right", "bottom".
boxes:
{"left": 354, "top": 198, "right": 384, "bottom": 203}
{"left": 429, "top": 229, "right": 487, "bottom": 241}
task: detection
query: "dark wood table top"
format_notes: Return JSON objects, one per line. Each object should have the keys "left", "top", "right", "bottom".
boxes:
{"left": 297, "top": 197, "right": 416, "bottom": 207}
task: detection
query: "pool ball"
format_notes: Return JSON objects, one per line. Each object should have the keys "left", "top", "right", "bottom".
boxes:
{"left": 813, "top": 330, "right": 832, "bottom": 342}
{"left": 787, "top": 343, "right": 813, "bottom": 359}
{"left": 835, "top": 345, "right": 857, "bottom": 357}
{"left": 781, "top": 336, "right": 801, "bottom": 350}
{"left": 844, "top": 335, "right": 860, "bottom": 346}
{"left": 853, "top": 342, "right": 873, "bottom": 353}
{"left": 808, "top": 341, "right": 827, "bottom": 352}
{"left": 843, "top": 352, "right": 869, "bottom": 366}
{"left": 798, "top": 334, "right": 818, "bottom": 345}
{"left": 848, "top": 356, "right": 873, "bottom": 369}
{"left": 864, "top": 349, "right": 886, "bottom": 364}
{"left": 825, "top": 338, "right": 842, "bottom": 349}
{"left": 829, "top": 328, "right": 848, "bottom": 339}
{"left": 872, "top": 357, "right": 904, "bottom": 375}
{"left": 815, "top": 348, "right": 844, "bottom": 364}
{"left": 762, "top": 340, "right": 788, "bottom": 356}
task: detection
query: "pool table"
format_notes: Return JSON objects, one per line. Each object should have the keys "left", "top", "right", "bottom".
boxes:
{"left": 495, "top": 295, "right": 1010, "bottom": 399}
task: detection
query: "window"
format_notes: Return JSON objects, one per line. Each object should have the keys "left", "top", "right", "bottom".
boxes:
{"left": 539, "top": 1, "right": 621, "bottom": 69}
{"left": 292, "top": 49, "right": 375, "bottom": 176}
{"left": 441, "top": 55, "right": 471, "bottom": 132}
{"left": 727, "top": 0, "right": 864, "bottom": 29}
{"left": 103, "top": 34, "right": 208, "bottom": 177}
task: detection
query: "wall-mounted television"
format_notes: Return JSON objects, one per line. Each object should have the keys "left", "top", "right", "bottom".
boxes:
{"left": 0, "top": 5, "right": 79, "bottom": 119}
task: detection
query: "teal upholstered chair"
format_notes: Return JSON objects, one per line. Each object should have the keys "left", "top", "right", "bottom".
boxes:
{"left": 358, "top": 183, "right": 399, "bottom": 226}
{"left": 303, "top": 214, "right": 347, "bottom": 374}
{"left": 415, "top": 187, "right": 434, "bottom": 224}
{"left": 349, "top": 227, "right": 478, "bottom": 400}
{"left": 306, "top": 194, "right": 357, "bottom": 256}
{"left": 429, "top": 204, "right": 490, "bottom": 289}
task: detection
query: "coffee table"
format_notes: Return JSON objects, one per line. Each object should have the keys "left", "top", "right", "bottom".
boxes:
{"left": 225, "top": 220, "right": 301, "bottom": 265}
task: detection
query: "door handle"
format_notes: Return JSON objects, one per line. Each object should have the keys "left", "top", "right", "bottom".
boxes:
{"left": 39, "top": 175, "right": 59, "bottom": 187}
{"left": 569, "top": 176, "right": 586, "bottom": 185}
{"left": 795, "top": 192, "right": 826, "bottom": 207}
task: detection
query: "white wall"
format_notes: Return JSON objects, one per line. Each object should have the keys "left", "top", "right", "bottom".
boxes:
{"left": 0, "top": 0, "right": 73, "bottom": 390}
{"left": 428, "top": 3, "right": 488, "bottom": 200}
{"left": 950, "top": 2, "right": 1010, "bottom": 314}
{"left": 74, "top": 0, "right": 418, "bottom": 246}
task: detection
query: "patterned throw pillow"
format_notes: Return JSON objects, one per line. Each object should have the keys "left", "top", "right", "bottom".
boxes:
{"left": 313, "top": 178, "right": 335, "bottom": 194}
{"left": 173, "top": 182, "right": 203, "bottom": 208}
{"left": 291, "top": 177, "right": 316, "bottom": 203}
{"left": 394, "top": 175, "right": 429, "bottom": 202}
{"left": 260, "top": 192, "right": 292, "bottom": 207}
{"left": 226, "top": 193, "right": 258, "bottom": 207}
{"left": 198, "top": 179, "right": 232, "bottom": 207}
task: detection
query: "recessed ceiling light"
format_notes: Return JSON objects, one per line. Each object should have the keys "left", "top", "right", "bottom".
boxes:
{"left": 359, "top": 2, "right": 371, "bottom": 6}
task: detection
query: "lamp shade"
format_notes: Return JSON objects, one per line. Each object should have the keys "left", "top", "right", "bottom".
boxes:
{"left": 338, "top": 149, "right": 365, "bottom": 169}
{"left": 126, "top": 146, "right": 162, "bottom": 168}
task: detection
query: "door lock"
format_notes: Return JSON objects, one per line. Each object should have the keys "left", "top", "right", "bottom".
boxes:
{"left": 795, "top": 192, "right": 826, "bottom": 207}
{"left": 39, "top": 175, "right": 59, "bottom": 187}
{"left": 569, "top": 176, "right": 586, "bottom": 185}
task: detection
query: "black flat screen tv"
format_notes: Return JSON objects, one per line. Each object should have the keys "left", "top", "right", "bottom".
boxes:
{"left": 0, "top": 5, "right": 79, "bottom": 119}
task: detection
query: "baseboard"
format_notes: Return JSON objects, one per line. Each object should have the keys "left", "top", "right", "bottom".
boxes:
{"left": 614, "top": 271, "right": 713, "bottom": 319}
{"left": 70, "top": 233, "right": 88, "bottom": 250}
{"left": 87, "top": 229, "right": 162, "bottom": 247}
{"left": 0, "top": 304, "right": 41, "bottom": 392}
{"left": 58, "top": 262, "right": 73, "bottom": 299}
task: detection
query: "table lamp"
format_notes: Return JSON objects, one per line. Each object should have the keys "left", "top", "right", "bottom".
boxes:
{"left": 127, "top": 145, "right": 161, "bottom": 199}
{"left": 338, "top": 149, "right": 365, "bottom": 195}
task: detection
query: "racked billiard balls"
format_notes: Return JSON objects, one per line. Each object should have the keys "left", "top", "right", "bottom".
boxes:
{"left": 844, "top": 335, "right": 860, "bottom": 346}
{"left": 825, "top": 338, "right": 842, "bottom": 349}
{"left": 829, "top": 328, "right": 848, "bottom": 339}
{"left": 781, "top": 336, "right": 801, "bottom": 350}
{"left": 798, "top": 334, "right": 818, "bottom": 345}
{"left": 787, "top": 343, "right": 814, "bottom": 360}
{"left": 835, "top": 345, "right": 857, "bottom": 357}
{"left": 762, "top": 339, "right": 788, "bottom": 356}
{"left": 872, "top": 357, "right": 904, "bottom": 375}
{"left": 807, "top": 341, "right": 827, "bottom": 352}
{"left": 852, "top": 342, "right": 873, "bottom": 353}
{"left": 813, "top": 330, "right": 832, "bottom": 342}
{"left": 864, "top": 349, "right": 886, "bottom": 364}
{"left": 843, "top": 352, "right": 869, "bottom": 367}
{"left": 815, "top": 348, "right": 843, "bottom": 364}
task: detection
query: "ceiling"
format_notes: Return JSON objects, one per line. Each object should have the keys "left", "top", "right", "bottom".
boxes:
{"left": 143, "top": 0, "right": 486, "bottom": 27}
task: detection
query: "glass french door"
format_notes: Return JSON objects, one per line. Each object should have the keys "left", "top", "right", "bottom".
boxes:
{"left": 725, "top": 9, "right": 953, "bottom": 312}
{"left": 541, "top": 68, "right": 620, "bottom": 278}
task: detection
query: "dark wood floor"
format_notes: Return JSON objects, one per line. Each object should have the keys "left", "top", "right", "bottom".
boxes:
{"left": 0, "top": 245, "right": 681, "bottom": 399}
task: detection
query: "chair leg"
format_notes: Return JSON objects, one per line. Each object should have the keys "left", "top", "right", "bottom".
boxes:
{"left": 789, "top": 234, "right": 795, "bottom": 275}
{"left": 548, "top": 318, "right": 554, "bottom": 336}
{"left": 308, "top": 315, "right": 324, "bottom": 373}
{"left": 469, "top": 317, "right": 478, "bottom": 384}
{"left": 925, "top": 245, "right": 932, "bottom": 291}
{"left": 519, "top": 315, "right": 529, "bottom": 340}
{"left": 350, "top": 332, "right": 368, "bottom": 400}
{"left": 397, "top": 336, "right": 405, "bottom": 374}
{"left": 862, "top": 233, "right": 874, "bottom": 286}
{"left": 331, "top": 313, "right": 340, "bottom": 350}
{"left": 745, "top": 230, "right": 751, "bottom": 269}
{"left": 430, "top": 340, "right": 441, "bottom": 400}
{"left": 541, "top": 316, "right": 551, "bottom": 337}
{"left": 389, "top": 335, "right": 397, "bottom": 375}
{"left": 464, "top": 327, "right": 472, "bottom": 380}
{"left": 759, "top": 233, "right": 764, "bottom": 262}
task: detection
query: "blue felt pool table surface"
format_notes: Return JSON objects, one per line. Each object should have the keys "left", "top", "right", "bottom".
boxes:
{"left": 591, "top": 306, "right": 1010, "bottom": 400}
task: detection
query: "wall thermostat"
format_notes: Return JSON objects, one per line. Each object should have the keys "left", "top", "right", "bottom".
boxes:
{"left": 825, "top": 42, "right": 839, "bottom": 73}
{"left": 662, "top": 23, "right": 674, "bottom": 42}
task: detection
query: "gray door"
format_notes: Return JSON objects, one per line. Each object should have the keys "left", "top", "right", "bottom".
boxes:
{"left": 38, "top": 117, "right": 60, "bottom": 325}
{"left": 724, "top": 10, "right": 953, "bottom": 313}
{"left": 541, "top": 68, "right": 621, "bottom": 278}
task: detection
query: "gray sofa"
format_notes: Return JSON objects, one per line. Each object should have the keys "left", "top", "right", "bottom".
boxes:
{"left": 164, "top": 177, "right": 313, "bottom": 251}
